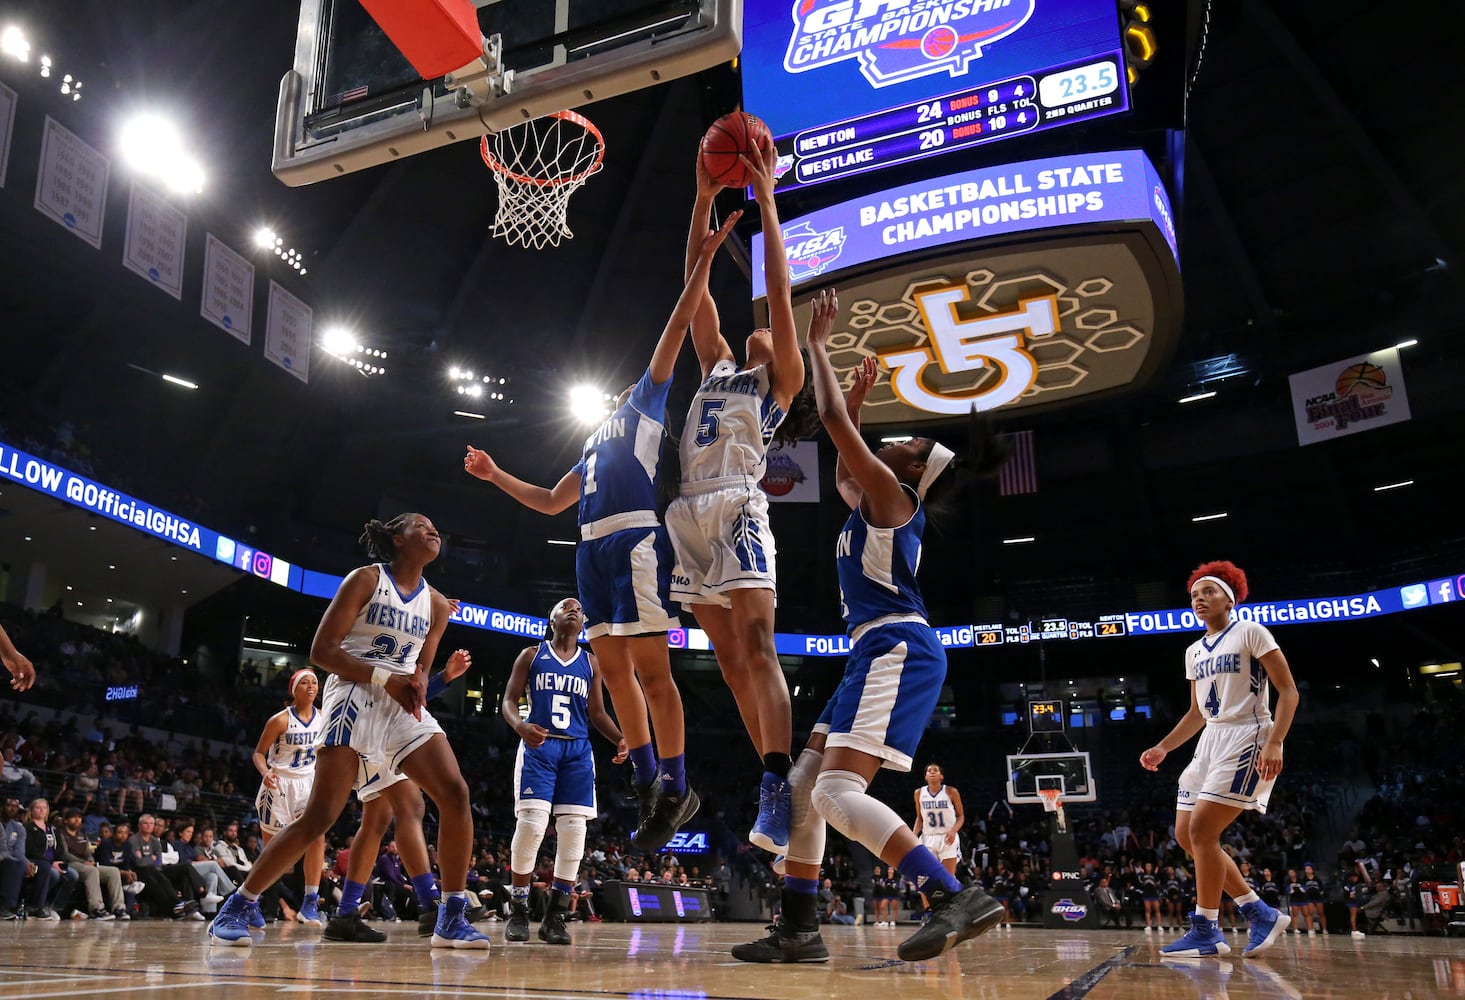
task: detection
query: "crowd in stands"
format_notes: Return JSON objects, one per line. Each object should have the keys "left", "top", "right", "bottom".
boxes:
{"left": 3, "top": 601, "right": 1462, "bottom": 934}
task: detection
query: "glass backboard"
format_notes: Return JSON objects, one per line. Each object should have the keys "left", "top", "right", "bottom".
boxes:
{"left": 273, "top": 0, "right": 742, "bottom": 186}
{"left": 1006, "top": 751, "right": 1095, "bottom": 805}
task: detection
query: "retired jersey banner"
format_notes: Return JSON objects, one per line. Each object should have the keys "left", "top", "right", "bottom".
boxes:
{"left": 759, "top": 440, "right": 819, "bottom": 503}
{"left": 1288, "top": 348, "right": 1411, "bottom": 446}
{"left": 265, "top": 280, "right": 311, "bottom": 384}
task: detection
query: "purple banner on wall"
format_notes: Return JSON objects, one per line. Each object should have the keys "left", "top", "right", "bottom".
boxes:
{"left": 752, "top": 149, "right": 1177, "bottom": 298}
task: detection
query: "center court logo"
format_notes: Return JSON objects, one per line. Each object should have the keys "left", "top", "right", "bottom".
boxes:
{"left": 784, "top": 0, "right": 1036, "bottom": 88}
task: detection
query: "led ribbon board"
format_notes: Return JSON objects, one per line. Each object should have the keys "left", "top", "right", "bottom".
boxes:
{"left": 742, "top": 0, "right": 1131, "bottom": 192}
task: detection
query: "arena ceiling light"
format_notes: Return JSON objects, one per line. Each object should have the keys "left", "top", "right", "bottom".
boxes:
{"left": 252, "top": 226, "right": 309, "bottom": 275}
{"left": 1394, "top": 338, "right": 1418, "bottom": 349}
{"left": 880, "top": 435, "right": 912, "bottom": 444}
{"left": 320, "top": 326, "right": 357, "bottom": 356}
{"left": 569, "top": 385, "right": 612, "bottom": 424}
{"left": 118, "top": 115, "right": 205, "bottom": 194}
{"left": 161, "top": 373, "right": 198, "bottom": 390}
{"left": 1, "top": 26, "right": 29, "bottom": 61}
{"left": 1373, "top": 479, "right": 1414, "bottom": 492}
{"left": 1178, "top": 390, "right": 1216, "bottom": 404}
{"left": 453, "top": 410, "right": 485, "bottom": 419}
{"left": 449, "top": 368, "right": 511, "bottom": 404}
{"left": 546, "top": 539, "right": 577, "bottom": 546}
{"left": 1002, "top": 536, "right": 1035, "bottom": 544}
{"left": 1191, "top": 512, "right": 1228, "bottom": 522}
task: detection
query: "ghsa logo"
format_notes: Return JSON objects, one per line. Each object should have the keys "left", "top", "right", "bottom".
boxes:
{"left": 784, "top": 0, "right": 1036, "bottom": 89}
{"left": 783, "top": 221, "right": 846, "bottom": 281}
{"left": 1050, "top": 898, "right": 1088, "bottom": 922}
{"left": 759, "top": 449, "right": 807, "bottom": 497}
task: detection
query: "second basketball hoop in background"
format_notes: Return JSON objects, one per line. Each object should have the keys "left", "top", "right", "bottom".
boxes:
{"left": 700, "top": 112, "right": 770, "bottom": 189}
{"left": 481, "top": 110, "right": 605, "bottom": 249}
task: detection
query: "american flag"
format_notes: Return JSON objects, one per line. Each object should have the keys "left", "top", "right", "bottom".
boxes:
{"left": 999, "top": 430, "right": 1037, "bottom": 496}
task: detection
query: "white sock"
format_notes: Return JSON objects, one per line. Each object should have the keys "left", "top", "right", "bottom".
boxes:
{"left": 305, "top": 884, "right": 319, "bottom": 897}
{"left": 239, "top": 888, "right": 261, "bottom": 902}
{"left": 1234, "top": 891, "right": 1260, "bottom": 907}
{"left": 1198, "top": 906, "right": 1220, "bottom": 921}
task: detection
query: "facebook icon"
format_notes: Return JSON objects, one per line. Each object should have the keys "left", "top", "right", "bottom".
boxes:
{"left": 1427, "top": 579, "right": 1457, "bottom": 606}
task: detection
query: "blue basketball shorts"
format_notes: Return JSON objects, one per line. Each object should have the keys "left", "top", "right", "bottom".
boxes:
{"left": 576, "top": 526, "right": 679, "bottom": 640}
{"left": 813, "top": 620, "right": 946, "bottom": 772}
{"left": 514, "top": 737, "right": 597, "bottom": 817}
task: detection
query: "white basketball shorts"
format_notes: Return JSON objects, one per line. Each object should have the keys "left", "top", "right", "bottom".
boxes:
{"left": 666, "top": 481, "right": 777, "bottom": 607}
{"left": 1176, "top": 719, "right": 1276, "bottom": 814}
{"left": 256, "top": 773, "right": 313, "bottom": 836}
{"left": 319, "top": 675, "right": 444, "bottom": 778}
{"left": 922, "top": 832, "right": 961, "bottom": 862}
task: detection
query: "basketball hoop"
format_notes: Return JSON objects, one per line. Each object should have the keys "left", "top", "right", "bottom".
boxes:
{"left": 480, "top": 110, "right": 605, "bottom": 249}
{"left": 1038, "top": 787, "right": 1068, "bottom": 833}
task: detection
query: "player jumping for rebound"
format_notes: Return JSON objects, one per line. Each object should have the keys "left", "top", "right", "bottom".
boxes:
{"left": 1141, "top": 560, "right": 1299, "bottom": 958}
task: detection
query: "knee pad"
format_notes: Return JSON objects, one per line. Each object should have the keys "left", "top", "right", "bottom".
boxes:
{"left": 784, "top": 749, "right": 825, "bottom": 867}
{"left": 554, "top": 814, "right": 587, "bottom": 884}
{"left": 811, "top": 769, "right": 905, "bottom": 856}
{"left": 511, "top": 808, "right": 549, "bottom": 876}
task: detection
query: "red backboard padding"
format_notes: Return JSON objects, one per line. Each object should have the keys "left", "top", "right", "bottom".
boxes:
{"left": 358, "top": 0, "right": 482, "bottom": 80}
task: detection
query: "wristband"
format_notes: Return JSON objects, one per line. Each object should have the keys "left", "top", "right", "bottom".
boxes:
{"left": 371, "top": 666, "right": 392, "bottom": 689}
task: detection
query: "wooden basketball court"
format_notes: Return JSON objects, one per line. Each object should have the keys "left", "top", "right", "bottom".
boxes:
{"left": 2, "top": 919, "right": 1456, "bottom": 998}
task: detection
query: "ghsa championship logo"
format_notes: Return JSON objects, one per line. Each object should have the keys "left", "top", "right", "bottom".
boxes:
{"left": 1049, "top": 898, "right": 1088, "bottom": 922}
{"left": 784, "top": 0, "right": 1036, "bottom": 88}
{"left": 783, "top": 221, "right": 847, "bottom": 281}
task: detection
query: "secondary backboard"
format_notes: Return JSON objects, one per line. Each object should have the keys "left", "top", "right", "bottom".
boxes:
{"left": 272, "top": 0, "right": 742, "bottom": 186}
{"left": 1006, "top": 751, "right": 1095, "bottom": 805}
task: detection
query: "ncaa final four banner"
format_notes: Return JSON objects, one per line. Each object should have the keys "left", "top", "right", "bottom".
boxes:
{"left": 1288, "top": 348, "right": 1411, "bottom": 446}
{"left": 759, "top": 440, "right": 820, "bottom": 502}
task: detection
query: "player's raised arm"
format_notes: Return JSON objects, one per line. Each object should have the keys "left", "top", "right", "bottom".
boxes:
{"left": 835, "top": 356, "right": 877, "bottom": 510}
{"left": 746, "top": 142, "right": 803, "bottom": 410}
{"left": 685, "top": 155, "right": 736, "bottom": 377}
{"left": 464, "top": 446, "right": 579, "bottom": 515}
{"left": 649, "top": 210, "right": 742, "bottom": 384}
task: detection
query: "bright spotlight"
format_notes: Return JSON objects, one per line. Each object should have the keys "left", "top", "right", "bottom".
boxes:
{"left": 569, "top": 385, "right": 609, "bottom": 424}
{"left": 320, "top": 326, "right": 357, "bottom": 356}
{"left": 120, "top": 115, "right": 184, "bottom": 176}
{"left": 254, "top": 227, "right": 275, "bottom": 249}
{"left": 1, "top": 26, "right": 30, "bottom": 61}
{"left": 164, "top": 155, "right": 205, "bottom": 194}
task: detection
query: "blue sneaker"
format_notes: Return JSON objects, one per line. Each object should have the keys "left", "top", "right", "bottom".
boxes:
{"left": 1241, "top": 900, "right": 1290, "bottom": 956}
{"left": 207, "top": 894, "right": 256, "bottom": 947}
{"left": 1161, "top": 912, "right": 1231, "bottom": 956}
{"left": 431, "top": 896, "right": 490, "bottom": 950}
{"left": 297, "top": 893, "right": 324, "bottom": 927}
{"left": 749, "top": 773, "right": 791, "bottom": 855}
{"left": 248, "top": 903, "right": 266, "bottom": 929}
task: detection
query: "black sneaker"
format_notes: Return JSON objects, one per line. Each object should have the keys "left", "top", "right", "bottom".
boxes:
{"left": 896, "top": 884, "right": 1003, "bottom": 962}
{"left": 171, "top": 899, "right": 200, "bottom": 920}
{"left": 417, "top": 900, "right": 440, "bottom": 937}
{"left": 628, "top": 782, "right": 661, "bottom": 850}
{"left": 731, "top": 919, "right": 829, "bottom": 964}
{"left": 538, "top": 907, "right": 572, "bottom": 946}
{"left": 323, "top": 910, "right": 388, "bottom": 943}
{"left": 632, "top": 785, "right": 700, "bottom": 852}
{"left": 505, "top": 900, "right": 531, "bottom": 942}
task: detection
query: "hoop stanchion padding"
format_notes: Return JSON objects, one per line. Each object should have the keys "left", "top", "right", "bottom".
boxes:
{"left": 358, "top": 0, "right": 482, "bottom": 79}
{"left": 481, "top": 111, "right": 605, "bottom": 250}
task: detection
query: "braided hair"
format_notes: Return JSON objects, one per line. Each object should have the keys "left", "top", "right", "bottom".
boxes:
{"left": 358, "top": 513, "right": 416, "bottom": 561}
{"left": 770, "top": 351, "right": 821, "bottom": 447}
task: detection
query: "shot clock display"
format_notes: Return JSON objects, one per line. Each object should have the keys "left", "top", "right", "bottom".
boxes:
{"left": 1028, "top": 699, "right": 1065, "bottom": 733}
{"left": 742, "top": 0, "right": 1131, "bottom": 191}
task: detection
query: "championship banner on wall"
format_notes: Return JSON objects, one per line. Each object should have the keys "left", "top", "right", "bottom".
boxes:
{"left": 34, "top": 116, "right": 109, "bottom": 248}
{"left": 265, "top": 280, "right": 312, "bottom": 384}
{"left": 759, "top": 440, "right": 819, "bottom": 502}
{"left": 1288, "top": 348, "right": 1411, "bottom": 446}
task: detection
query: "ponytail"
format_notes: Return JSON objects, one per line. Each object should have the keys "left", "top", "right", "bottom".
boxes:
{"left": 358, "top": 513, "right": 414, "bottom": 560}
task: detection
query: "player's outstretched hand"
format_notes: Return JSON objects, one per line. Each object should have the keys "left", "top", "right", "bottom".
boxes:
{"left": 806, "top": 287, "right": 839, "bottom": 349}
{"left": 742, "top": 134, "right": 779, "bottom": 203}
{"left": 846, "top": 356, "right": 876, "bottom": 416}
{"left": 463, "top": 445, "right": 499, "bottom": 483}
{"left": 695, "top": 151, "right": 723, "bottom": 198}
{"left": 613, "top": 738, "right": 629, "bottom": 764}
{"left": 3, "top": 651, "right": 35, "bottom": 692}
{"left": 517, "top": 722, "right": 550, "bottom": 748}
{"left": 1139, "top": 746, "right": 1167, "bottom": 771}
{"left": 697, "top": 209, "right": 742, "bottom": 261}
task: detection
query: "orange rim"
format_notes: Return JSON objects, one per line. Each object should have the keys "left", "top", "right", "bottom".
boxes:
{"left": 480, "top": 110, "right": 606, "bottom": 188}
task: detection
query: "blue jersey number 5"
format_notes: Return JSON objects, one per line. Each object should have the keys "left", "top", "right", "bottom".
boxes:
{"left": 694, "top": 399, "right": 724, "bottom": 447}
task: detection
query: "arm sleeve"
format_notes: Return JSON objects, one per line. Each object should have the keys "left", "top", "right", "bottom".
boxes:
{"left": 426, "top": 672, "right": 451, "bottom": 702}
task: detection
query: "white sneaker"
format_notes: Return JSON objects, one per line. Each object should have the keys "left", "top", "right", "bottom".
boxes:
{"left": 1144, "top": 925, "right": 1153, "bottom": 934}
{"left": 1307, "top": 928, "right": 1316, "bottom": 936}
{"left": 202, "top": 893, "right": 224, "bottom": 907}
{"left": 187, "top": 911, "right": 206, "bottom": 922}
{"left": 1352, "top": 930, "right": 1365, "bottom": 939}
{"left": 125, "top": 882, "right": 146, "bottom": 895}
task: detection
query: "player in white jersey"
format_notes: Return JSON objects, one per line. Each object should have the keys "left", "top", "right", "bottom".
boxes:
{"left": 463, "top": 213, "right": 739, "bottom": 852}
{"left": 912, "top": 764, "right": 964, "bottom": 868}
{"left": 211, "top": 513, "right": 489, "bottom": 950}
{"left": 668, "top": 142, "right": 819, "bottom": 856}
{"left": 1141, "top": 560, "right": 1299, "bottom": 959}
{"left": 251, "top": 668, "right": 326, "bottom": 925}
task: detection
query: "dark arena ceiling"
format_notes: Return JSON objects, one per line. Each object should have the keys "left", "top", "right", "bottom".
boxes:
{"left": 0, "top": 0, "right": 1462, "bottom": 684}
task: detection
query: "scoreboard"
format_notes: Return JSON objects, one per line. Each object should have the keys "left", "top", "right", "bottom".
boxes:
{"left": 972, "top": 614, "right": 1131, "bottom": 647}
{"left": 742, "top": 0, "right": 1131, "bottom": 192}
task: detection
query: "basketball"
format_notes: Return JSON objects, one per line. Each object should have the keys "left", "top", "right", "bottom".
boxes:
{"left": 1335, "top": 362, "right": 1387, "bottom": 397}
{"left": 700, "top": 112, "right": 771, "bottom": 189}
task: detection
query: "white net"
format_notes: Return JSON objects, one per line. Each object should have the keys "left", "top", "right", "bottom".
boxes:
{"left": 481, "top": 111, "right": 605, "bottom": 250}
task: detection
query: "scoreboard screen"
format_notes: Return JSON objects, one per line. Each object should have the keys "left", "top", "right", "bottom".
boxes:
{"left": 1028, "top": 699, "right": 1065, "bottom": 733}
{"left": 742, "top": 0, "right": 1130, "bottom": 192}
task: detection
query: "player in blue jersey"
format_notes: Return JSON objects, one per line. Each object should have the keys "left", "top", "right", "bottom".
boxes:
{"left": 671, "top": 143, "right": 820, "bottom": 857}
{"left": 210, "top": 514, "right": 489, "bottom": 950}
{"left": 464, "top": 212, "right": 740, "bottom": 852}
{"left": 1141, "top": 560, "right": 1300, "bottom": 958}
{"left": 500, "top": 597, "right": 626, "bottom": 946}
{"left": 733, "top": 290, "right": 1008, "bottom": 964}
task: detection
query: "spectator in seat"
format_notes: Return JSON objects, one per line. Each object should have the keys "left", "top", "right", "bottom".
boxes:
{"left": 1094, "top": 876, "right": 1128, "bottom": 928}
{"left": 23, "top": 798, "right": 73, "bottom": 919}
{"left": 1, "top": 748, "right": 40, "bottom": 799}
{"left": 1, "top": 798, "right": 29, "bottom": 918}
{"left": 57, "top": 806, "right": 125, "bottom": 920}
{"left": 131, "top": 813, "right": 208, "bottom": 919}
